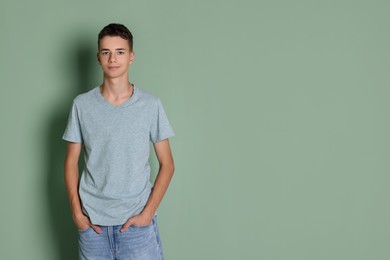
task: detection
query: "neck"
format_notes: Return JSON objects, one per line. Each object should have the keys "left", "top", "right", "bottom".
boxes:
{"left": 101, "top": 77, "right": 133, "bottom": 98}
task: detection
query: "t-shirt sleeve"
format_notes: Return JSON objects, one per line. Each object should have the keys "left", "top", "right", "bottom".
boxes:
{"left": 62, "top": 101, "right": 83, "bottom": 143}
{"left": 150, "top": 98, "right": 175, "bottom": 143}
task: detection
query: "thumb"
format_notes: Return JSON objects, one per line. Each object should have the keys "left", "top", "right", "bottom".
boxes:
{"left": 91, "top": 224, "right": 103, "bottom": 234}
{"left": 85, "top": 217, "right": 102, "bottom": 234}
{"left": 120, "top": 218, "right": 134, "bottom": 233}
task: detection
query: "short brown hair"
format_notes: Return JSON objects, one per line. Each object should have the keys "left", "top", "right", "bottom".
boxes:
{"left": 98, "top": 23, "right": 133, "bottom": 51}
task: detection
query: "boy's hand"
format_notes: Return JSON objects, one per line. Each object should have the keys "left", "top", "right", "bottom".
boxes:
{"left": 120, "top": 212, "right": 153, "bottom": 232}
{"left": 73, "top": 213, "right": 102, "bottom": 234}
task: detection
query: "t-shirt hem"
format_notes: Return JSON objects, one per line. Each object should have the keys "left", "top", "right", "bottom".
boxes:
{"left": 62, "top": 135, "right": 82, "bottom": 143}
{"left": 152, "top": 132, "right": 175, "bottom": 144}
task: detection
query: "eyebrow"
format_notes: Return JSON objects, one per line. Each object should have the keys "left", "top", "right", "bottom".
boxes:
{"left": 100, "top": 48, "right": 127, "bottom": 51}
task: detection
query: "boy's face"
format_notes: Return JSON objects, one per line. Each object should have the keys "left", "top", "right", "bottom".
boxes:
{"left": 97, "top": 36, "right": 134, "bottom": 79}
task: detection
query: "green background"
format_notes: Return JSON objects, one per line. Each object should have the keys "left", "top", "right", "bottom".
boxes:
{"left": 1, "top": 0, "right": 389, "bottom": 259}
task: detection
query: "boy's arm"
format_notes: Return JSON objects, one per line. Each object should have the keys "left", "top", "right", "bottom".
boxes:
{"left": 64, "top": 142, "right": 102, "bottom": 233}
{"left": 120, "top": 138, "right": 175, "bottom": 232}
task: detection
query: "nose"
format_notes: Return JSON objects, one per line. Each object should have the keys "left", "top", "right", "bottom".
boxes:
{"left": 109, "top": 52, "right": 117, "bottom": 63}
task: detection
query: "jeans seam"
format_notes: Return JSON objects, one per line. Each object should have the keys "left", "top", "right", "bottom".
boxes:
{"left": 107, "top": 226, "right": 115, "bottom": 259}
{"left": 153, "top": 215, "right": 164, "bottom": 260}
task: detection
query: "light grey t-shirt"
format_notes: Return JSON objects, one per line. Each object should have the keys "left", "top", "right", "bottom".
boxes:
{"left": 62, "top": 85, "right": 175, "bottom": 225}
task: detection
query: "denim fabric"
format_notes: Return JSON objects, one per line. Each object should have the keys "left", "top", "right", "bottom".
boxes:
{"left": 78, "top": 214, "right": 164, "bottom": 260}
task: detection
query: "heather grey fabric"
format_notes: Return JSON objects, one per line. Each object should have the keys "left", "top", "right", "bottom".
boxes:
{"left": 62, "top": 85, "right": 175, "bottom": 225}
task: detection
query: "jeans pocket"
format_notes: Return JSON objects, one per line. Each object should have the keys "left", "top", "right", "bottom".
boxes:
{"left": 131, "top": 214, "right": 157, "bottom": 229}
{"left": 131, "top": 222, "right": 153, "bottom": 229}
{"left": 78, "top": 226, "right": 91, "bottom": 233}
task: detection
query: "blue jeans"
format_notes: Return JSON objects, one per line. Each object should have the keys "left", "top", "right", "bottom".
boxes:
{"left": 78, "top": 214, "right": 164, "bottom": 260}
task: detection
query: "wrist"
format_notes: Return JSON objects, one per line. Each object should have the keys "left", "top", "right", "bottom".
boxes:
{"left": 72, "top": 210, "right": 84, "bottom": 219}
{"left": 141, "top": 207, "right": 155, "bottom": 220}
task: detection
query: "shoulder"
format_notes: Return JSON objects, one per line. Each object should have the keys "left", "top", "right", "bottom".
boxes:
{"left": 72, "top": 87, "right": 98, "bottom": 106}
{"left": 136, "top": 86, "right": 161, "bottom": 105}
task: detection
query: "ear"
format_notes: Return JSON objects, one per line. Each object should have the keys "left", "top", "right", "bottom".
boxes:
{"left": 129, "top": 52, "right": 135, "bottom": 64}
{"left": 97, "top": 52, "right": 101, "bottom": 64}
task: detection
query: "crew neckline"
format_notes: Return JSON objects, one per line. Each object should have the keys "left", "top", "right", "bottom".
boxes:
{"left": 95, "top": 84, "right": 137, "bottom": 109}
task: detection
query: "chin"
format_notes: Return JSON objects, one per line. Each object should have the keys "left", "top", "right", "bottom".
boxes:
{"left": 104, "top": 71, "right": 125, "bottom": 78}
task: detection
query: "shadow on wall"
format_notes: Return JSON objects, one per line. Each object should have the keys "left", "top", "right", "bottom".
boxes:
{"left": 45, "top": 37, "right": 97, "bottom": 260}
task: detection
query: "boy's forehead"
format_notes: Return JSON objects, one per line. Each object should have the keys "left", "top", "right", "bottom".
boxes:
{"left": 99, "top": 36, "right": 129, "bottom": 50}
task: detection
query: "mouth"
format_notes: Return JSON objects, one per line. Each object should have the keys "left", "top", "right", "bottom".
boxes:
{"left": 108, "top": 66, "right": 120, "bottom": 70}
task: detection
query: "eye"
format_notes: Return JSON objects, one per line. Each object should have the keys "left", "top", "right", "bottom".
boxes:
{"left": 101, "top": 51, "right": 109, "bottom": 56}
{"left": 117, "top": 51, "right": 125, "bottom": 55}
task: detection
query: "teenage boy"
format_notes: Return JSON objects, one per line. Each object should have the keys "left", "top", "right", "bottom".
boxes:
{"left": 62, "top": 23, "right": 175, "bottom": 260}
